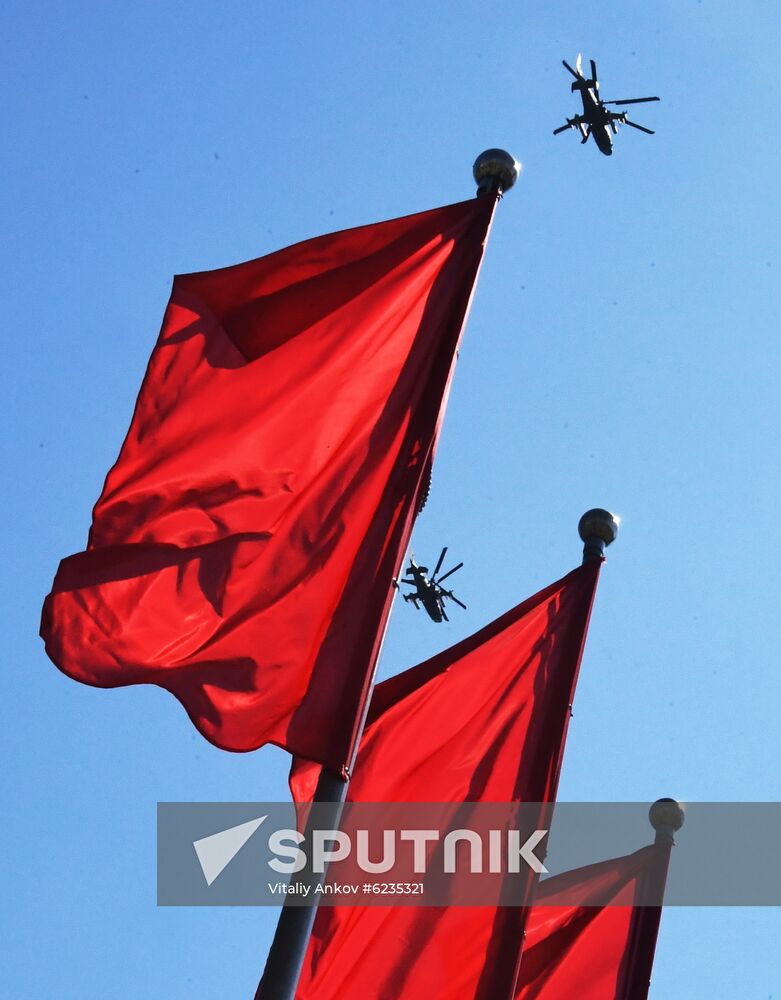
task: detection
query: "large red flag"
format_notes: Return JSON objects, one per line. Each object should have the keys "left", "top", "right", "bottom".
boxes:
{"left": 516, "top": 845, "right": 668, "bottom": 999}
{"left": 291, "top": 561, "right": 601, "bottom": 1000}
{"left": 41, "top": 196, "right": 495, "bottom": 768}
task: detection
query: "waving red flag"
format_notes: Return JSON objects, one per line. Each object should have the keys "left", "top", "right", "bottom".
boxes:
{"left": 291, "top": 561, "right": 601, "bottom": 1000}
{"left": 41, "top": 196, "right": 495, "bottom": 767}
{"left": 516, "top": 845, "right": 668, "bottom": 999}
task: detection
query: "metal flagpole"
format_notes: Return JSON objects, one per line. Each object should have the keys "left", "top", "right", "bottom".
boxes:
{"left": 253, "top": 149, "right": 520, "bottom": 1000}
{"left": 578, "top": 514, "right": 682, "bottom": 999}
{"left": 621, "top": 798, "right": 685, "bottom": 999}
{"left": 252, "top": 766, "right": 348, "bottom": 1000}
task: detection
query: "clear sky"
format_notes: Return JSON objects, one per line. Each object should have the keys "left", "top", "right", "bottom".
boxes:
{"left": 3, "top": 1, "right": 780, "bottom": 997}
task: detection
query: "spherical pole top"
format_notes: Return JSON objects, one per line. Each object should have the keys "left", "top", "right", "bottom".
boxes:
{"left": 578, "top": 508, "right": 620, "bottom": 562}
{"left": 649, "top": 798, "right": 685, "bottom": 845}
{"left": 473, "top": 149, "right": 521, "bottom": 195}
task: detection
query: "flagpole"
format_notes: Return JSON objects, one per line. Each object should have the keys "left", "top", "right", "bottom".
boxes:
{"left": 252, "top": 766, "right": 348, "bottom": 1000}
{"left": 577, "top": 514, "right": 681, "bottom": 999}
{"left": 621, "top": 797, "right": 685, "bottom": 999}
{"left": 577, "top": 513, "right": 682, "bottom": 998}
{"left": 253, "top": 149, "right": 520, "bottom": 1000}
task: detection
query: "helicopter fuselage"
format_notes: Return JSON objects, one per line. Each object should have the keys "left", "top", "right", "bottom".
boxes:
{"left": 575, "top": 83, "right": 614, "bottom": 155}
{"left": 403, "top": 567, "right": 446, "bottom": 622}
{"left": 419, "top": 591, "right": 446, "bottom": 623}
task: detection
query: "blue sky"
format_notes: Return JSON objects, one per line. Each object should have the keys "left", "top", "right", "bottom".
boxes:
{"left": 3, "top": 1, "right": 780, "bottom": 997}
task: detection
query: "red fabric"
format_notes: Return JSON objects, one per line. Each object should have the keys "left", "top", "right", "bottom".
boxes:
{"left": 41, "top": 196, "right": 495, "bottom": 767}
{"left": 516, "top": 846, "right": 664, "bottom": 999}
{"left": 292, "top": 562, "right": 601, "bottom": 1000}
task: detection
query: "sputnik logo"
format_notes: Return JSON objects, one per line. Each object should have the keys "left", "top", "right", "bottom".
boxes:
{"left": 191, "top": 816, "right": 549, "bottom": 886}
{"left": 193, "top": 816, "right": 267, "bottom": 886}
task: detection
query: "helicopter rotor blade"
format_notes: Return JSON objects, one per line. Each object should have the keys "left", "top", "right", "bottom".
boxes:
{"left": 590, "top": 59, "right": 597, "bottom": 84}
{"left": 444, "top": 590, "right": 467, "bottom": 611}
{"left": 575, "top": 52, "right": 583, "bottom": 76}
{"left": 604, "top": 97, "right": 660, "bottom": 105}
{"left": 561, "top": 59, "right": 580, "bottom": 79}
{"left": 433, "top": 547, "right": 448, "bottom": 578}
{"left": 553, "top": 123, "right": 572, "bottom": 135}
{"left": 436, "top": 562, "right": 463, "bottom": 584}
{"left": 624, "top": 120, "right": 655, "bottom": 135}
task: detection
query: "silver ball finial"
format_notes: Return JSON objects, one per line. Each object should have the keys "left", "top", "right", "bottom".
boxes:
{"left": 649, "top": 798, "right": 685, "bottom": 845}
{"left": 578, "top": 508, "right": 620, "bottom": 562}
{"left": 473, "top": 149, "right": 521, "bottom": 195}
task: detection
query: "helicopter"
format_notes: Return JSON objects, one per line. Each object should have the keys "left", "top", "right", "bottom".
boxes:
{"left": 396, "top": 547, "right": 466, "bottom": 623}
{"left": 554, "top": 54, "right": 659, "bottom": 155}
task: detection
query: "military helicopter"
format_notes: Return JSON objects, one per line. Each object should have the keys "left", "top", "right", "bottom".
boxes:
{"left": 554, "top": 54, "right": 659, "bottom": 155}
{"left": 396, "top": 547, "right": 466, "bottom": 623}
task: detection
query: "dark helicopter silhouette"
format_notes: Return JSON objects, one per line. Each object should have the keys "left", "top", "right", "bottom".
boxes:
{"left": 554, "top": 54, "right": 659, "bottom": 155}
{"left": 397, "top": 547, "right": 466, "bottom": 623}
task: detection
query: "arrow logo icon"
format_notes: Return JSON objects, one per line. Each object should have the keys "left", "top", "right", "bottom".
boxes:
{"left": 193, "top": 815, "right": 267, "bottom": 886}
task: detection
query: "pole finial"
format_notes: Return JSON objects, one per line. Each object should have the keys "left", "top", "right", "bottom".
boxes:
{"left": 578, "top": 508, "right": 619, "bottom": 562}
{"left": 649, "top": 797, "right": 685, "bottom": 845}
{"left": 473, "top": 149, "right": 521, "bottom": 195}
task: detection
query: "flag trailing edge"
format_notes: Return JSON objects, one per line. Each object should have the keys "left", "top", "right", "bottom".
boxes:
{"left": 291, "top": 560, "right": 603, "bottom": 1000}
{"left": 41, "top": 194, "right": 498, "bottom": 771}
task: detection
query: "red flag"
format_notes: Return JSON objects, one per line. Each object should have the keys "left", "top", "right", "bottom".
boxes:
{"left": 516, "top": 845, "right": 668, "bottom": 999}
{"left": 291, "top": 562, "right": 601, "bottom": 1000}
{"left": 41, "top": 196, "right": 495, "bottom": 768}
